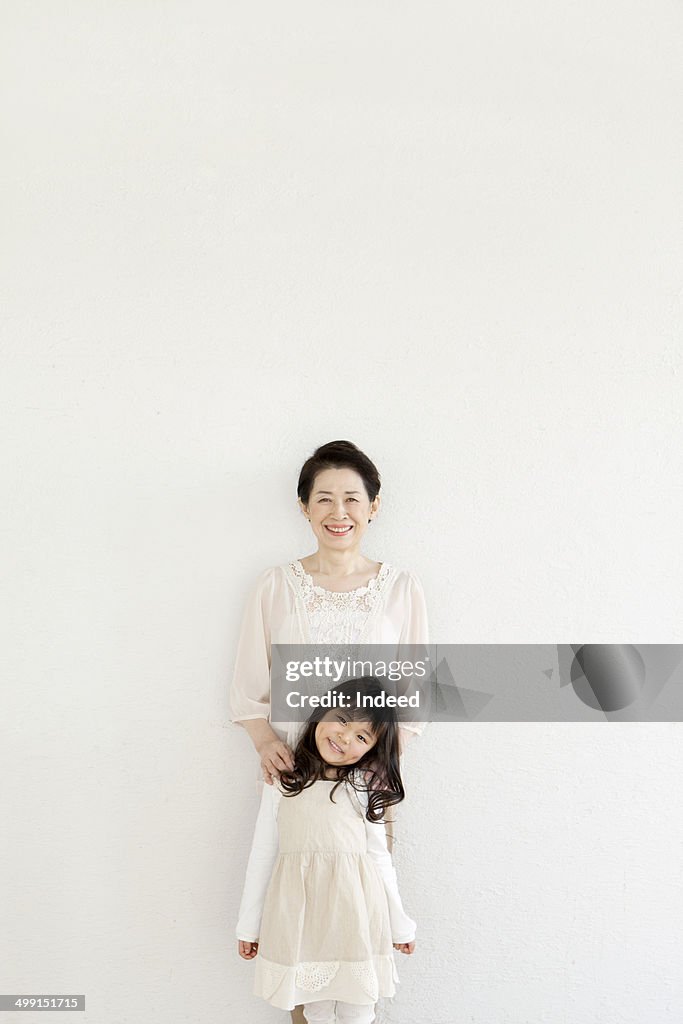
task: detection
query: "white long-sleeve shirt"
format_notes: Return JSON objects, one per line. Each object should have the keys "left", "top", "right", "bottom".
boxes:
{"left": 236, "top": 780, "right": 417, "bottom": 946}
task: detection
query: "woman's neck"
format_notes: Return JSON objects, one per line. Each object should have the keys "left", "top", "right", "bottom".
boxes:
{"left": 302, "top": 549, "right": 376, "bottom": 579}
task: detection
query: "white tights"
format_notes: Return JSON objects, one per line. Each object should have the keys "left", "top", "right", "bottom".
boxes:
{"left": 302, "top": 1000, "right": 375, "bottom": 1023}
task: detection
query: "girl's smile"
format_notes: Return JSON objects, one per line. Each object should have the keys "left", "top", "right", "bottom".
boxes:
{"left": 315, "top": 710, "right": 378, "bottom": 767}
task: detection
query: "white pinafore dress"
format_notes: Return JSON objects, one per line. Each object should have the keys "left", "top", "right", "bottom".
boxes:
{"left": 253, "top": 776, "right": 399, "bottom": 1010}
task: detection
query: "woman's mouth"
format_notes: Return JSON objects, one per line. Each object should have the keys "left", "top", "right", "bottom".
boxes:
{"left": 328, "top": 738, "right": 344, "bottom": 755}
{"left": 324, "top": 525, "right": 353, "bottom": 536}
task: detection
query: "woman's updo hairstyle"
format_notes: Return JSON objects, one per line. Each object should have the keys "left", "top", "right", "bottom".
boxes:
{"left": 297, "top": 441, "right": 381, "bottom": 504}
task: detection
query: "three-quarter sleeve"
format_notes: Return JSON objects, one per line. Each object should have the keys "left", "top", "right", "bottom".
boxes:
{"left": 235, "top": 782, "right": 281, "bottom": 942}
{"left": 398, "top": 572, "right": 429, "bottom": 741}
{"left": 356, "top": 788, "right": 417, "bottom": 944}
{"left": 398, "top": 572, "right": 429, "bottom": 646}
{"left": 229, "top": 569, "right": 276, "bottom": 725}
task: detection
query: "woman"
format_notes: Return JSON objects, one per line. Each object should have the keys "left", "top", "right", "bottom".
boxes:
{"left": 230, "top": 440, "right": 428, "bottom": 1024}
{"left": 230, "top": 439, "right": 428, "bottom": 779}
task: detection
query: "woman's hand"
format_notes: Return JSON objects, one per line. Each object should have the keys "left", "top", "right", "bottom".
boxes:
{"left": 393, "top": 941, "right": 416, "bottom": 954}
{"left": 239, "top": 720, "right": 295, "bottom": 784}
{"left": 256, "top": 736, "right": 294, "bottom": 784}
{"left": 238, "top": 940, "right": 259, "bottom": 959}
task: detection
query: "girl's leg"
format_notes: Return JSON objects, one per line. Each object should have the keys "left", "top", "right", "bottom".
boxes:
{"left": 291, "top": 1007, "right": 307, "bottom": 1024}
{"left": 335, "top": 1003, "right": 376, "bottom": 1024}
{"left": 301, "top": 1000, "right": 336, "bottom": 1024}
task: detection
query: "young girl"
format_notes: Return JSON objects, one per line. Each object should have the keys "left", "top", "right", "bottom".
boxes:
{"left": 236, "top": 677, "right": 416, "bottom": 1024}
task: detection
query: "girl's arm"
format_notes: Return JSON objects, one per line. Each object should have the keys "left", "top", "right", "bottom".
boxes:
{"left": 236, "top": 782, "right": 281, "bottom": 944}
{"left": 358, "top": 791, "right": 416, "bottom": 945}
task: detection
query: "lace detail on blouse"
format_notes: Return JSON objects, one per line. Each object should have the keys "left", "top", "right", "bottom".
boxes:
{"left": 289, "top": 561, "right": 392, "bottom": 644}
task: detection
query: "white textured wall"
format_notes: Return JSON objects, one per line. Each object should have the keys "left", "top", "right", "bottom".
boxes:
{"left": 2, "top": 2, "right": 682, "bottom": 1023}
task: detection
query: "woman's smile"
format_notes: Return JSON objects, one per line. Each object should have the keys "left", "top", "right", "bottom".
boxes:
{"left": 324, "top": 524, "right": 353, "bottom": 536}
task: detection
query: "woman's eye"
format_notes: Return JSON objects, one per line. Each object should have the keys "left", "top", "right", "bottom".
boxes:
{"left": 336, "top": 714, "right": 347, "bottom": 724}
{"left": 357, "top": 735, "right": 367, "bottom": 743}
{"left": 346, "top": 497, "right": 358, "bottom": 502}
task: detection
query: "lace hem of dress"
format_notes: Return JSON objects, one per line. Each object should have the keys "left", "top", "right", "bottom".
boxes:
{"left": 254, "top": 953, "right": 399, "bottom": 1008}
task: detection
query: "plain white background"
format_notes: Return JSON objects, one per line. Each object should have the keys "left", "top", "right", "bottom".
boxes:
{"left": 2, "top": 2, "right": 682, "bottom": 1022}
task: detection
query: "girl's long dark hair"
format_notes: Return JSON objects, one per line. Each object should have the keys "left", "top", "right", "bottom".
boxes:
{"left": 278, "top": 676, "right": 405, "bottom": 824}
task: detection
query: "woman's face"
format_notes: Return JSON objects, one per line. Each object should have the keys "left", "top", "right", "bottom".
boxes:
{"left": 315, "top": 710, "right": 378, "bottom": 767}
{"left": 300, "top": 467, "right": 380, "bottom": 553}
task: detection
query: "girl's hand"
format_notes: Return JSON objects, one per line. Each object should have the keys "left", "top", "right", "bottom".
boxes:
{"left": 257, "top": 737, "right": 294, "bottom": 784}
{"left": 238, "top": 940, "right": 259, "bottom": 959}
{"left": 393, "top": 941, "right": 415, "bottom": 955}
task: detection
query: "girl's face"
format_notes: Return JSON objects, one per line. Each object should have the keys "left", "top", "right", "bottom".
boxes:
{"left": 299, "top": 467, "right": 379, "bottom": 554}
{"left": 315, "top": 710, "right": 378, "bottom": 767}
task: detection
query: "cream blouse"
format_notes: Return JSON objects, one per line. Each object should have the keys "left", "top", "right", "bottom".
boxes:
{"left": 230, "top": 561, "right": 429, "bottom": 743}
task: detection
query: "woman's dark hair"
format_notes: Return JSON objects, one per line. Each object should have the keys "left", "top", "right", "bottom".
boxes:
{"left": 278, "top": 677, "right": 404, "bottom": 824}
{"left": 297, "top": 441, "right": 381, "bottom": 504}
